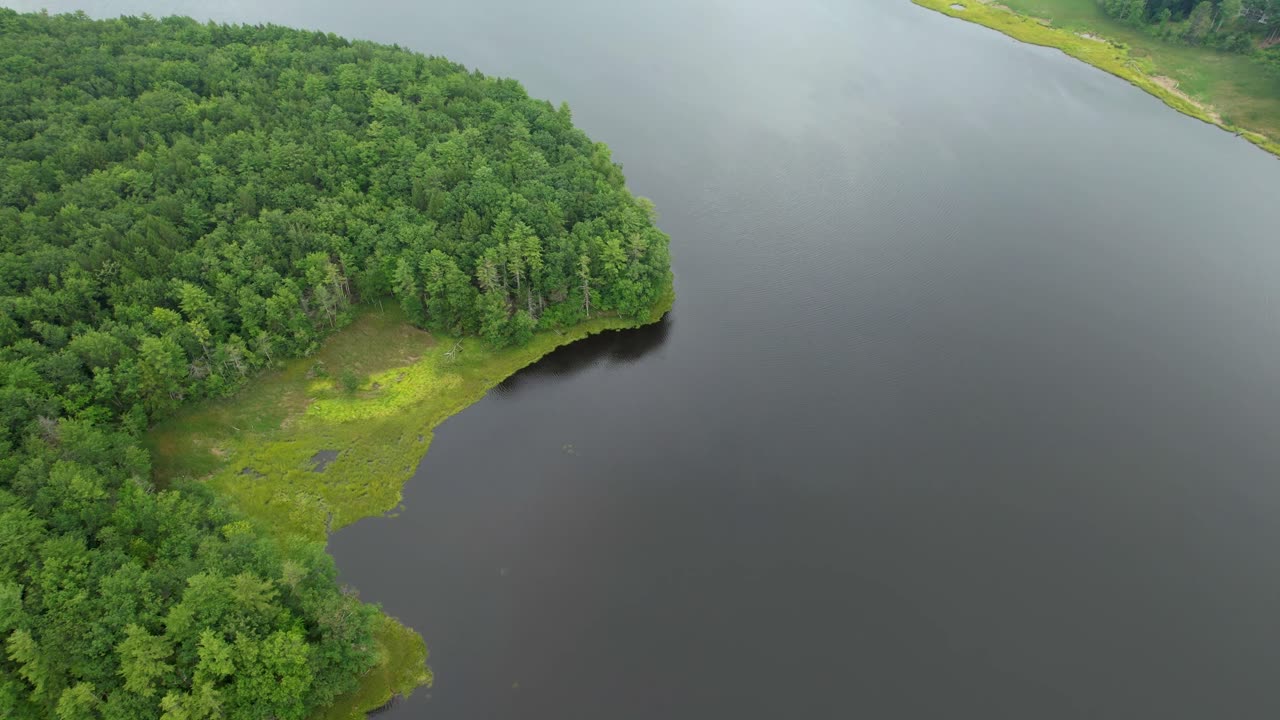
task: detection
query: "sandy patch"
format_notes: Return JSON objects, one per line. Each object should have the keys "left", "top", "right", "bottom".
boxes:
{"left": 1076, "top": 32, "right": 1104, "bottom": 42}
{"left": 1152, "top": 75, "right": 1223, "bottom": 124}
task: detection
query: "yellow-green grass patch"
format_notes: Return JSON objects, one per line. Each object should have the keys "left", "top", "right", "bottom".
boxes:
{"left": 146, "top": 281, "right": 673, "bottom": 717}
{"left": 315, "top": 615, "right": 431, "bottom": 720}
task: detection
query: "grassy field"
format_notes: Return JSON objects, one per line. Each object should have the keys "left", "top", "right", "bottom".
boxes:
{"left": 913, "top": 0, "right": 1280, "bottom": 157}
{"left": 145, "top": 283, "right": 674, "bottom": 719}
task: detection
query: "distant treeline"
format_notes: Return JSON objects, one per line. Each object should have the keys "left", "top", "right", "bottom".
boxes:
{"left": 0, "top": 8, "right": 669, "bottom": 719}
{"left": 1100, "top": 0, "right": 1280, "bottom": 58}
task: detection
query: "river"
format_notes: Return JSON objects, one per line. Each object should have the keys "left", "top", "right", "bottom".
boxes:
{"left": 14, "top": 0, "right": 1280, "bottom": 717}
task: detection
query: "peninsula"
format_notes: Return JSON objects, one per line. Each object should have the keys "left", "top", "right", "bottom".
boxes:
{"left": 0, "top": 9, "right": 672, "bottom": 719}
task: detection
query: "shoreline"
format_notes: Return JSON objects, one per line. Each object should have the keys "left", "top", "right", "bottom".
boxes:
{"left": 146, "top": 280, "right": 675, "bottom": 719}
{"left": 913, "top": 0, "right": 1280, "bottom": 159}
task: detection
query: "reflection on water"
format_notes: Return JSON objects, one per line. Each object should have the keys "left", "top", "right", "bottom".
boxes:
{"left": 37, "top": 0, "right": 1280, "bottom": 716}
{"left": 368, "top": 693, "right": 405, "bottom": 716}
{"left": 494, "top": 313, "right": 672, "bottom": 395}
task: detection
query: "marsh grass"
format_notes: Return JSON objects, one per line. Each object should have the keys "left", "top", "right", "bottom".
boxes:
{"left": 914, "top": 0, "right": 1280, "bottom": 157}
{"left": 145, "top": 283, "right": 674, "bottom": 718}
{"left": 314, "top": 614, "right": 431, "bottom": 720}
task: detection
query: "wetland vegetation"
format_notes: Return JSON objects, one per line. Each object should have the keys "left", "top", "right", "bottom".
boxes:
{"left": 0, "top": 9, "right": 671, "bottom": 719}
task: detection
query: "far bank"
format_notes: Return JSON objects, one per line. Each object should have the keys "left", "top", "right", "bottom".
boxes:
{"left": 914, "top": 0, "right": 1280, "bottom": 158}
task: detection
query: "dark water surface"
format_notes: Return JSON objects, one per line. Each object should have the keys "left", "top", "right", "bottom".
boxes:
{"left": 15, "top": 0, "right": 1280, "bottom": 716}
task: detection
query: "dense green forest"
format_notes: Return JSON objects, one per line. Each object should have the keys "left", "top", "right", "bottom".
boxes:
{"left": 1099, "top": 0, "right": 1280, "bottom": 57}
{"left": 0, "top": 8, "right": 670, "bottom": 719}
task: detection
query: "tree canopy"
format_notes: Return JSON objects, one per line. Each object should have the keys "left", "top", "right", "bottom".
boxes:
{"left": 1098, "top": 0, "right": 1280, "bottom": 53}
{"left": 0, "top": 8, "right": 670, "bottom": 719}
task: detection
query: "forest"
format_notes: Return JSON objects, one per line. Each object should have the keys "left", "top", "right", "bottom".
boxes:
{"left": 1099, "top": 0, "right": 1280, "bottom": 56}
{"left": 0, "top": 8, "right": 671, "bottom": 719}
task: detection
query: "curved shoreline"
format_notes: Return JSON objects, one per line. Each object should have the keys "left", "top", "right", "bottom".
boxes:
{"left": 913, "top": 0, "right": 1280, "bottom": 159}
{"left": 147, "top": 280, "right": 674, "bottom": 719}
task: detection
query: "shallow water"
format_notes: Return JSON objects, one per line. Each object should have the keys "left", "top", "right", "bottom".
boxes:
{"left": 14, "top": 0, "right": 1280, "bottom": 716}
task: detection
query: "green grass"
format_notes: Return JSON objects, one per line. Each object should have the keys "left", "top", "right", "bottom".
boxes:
{"left": 914, "top": 0, "right": 1280, "bottom": 157}
{"left": 314, "top": 615, "right": 431, "bottom": 720}
{"left": 145, "top": 283, "right": 673, "bottom": 718}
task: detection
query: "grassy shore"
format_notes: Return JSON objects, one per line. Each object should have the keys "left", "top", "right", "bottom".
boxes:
{"left": 913, "top": 0, "right": 1280, "bottom": 158}
{"left": 145, "top": 283, "right": 674, "bottom": 719}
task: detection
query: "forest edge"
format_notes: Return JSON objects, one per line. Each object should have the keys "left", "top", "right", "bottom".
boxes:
{"left": 146, "top": 281, "right": 674, "bottom": 720}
